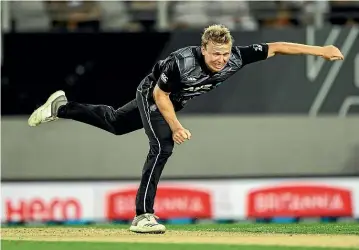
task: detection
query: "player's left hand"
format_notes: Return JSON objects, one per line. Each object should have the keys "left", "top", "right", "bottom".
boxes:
{"left": 321, "top": 45, "right": 344, "bottom": 61}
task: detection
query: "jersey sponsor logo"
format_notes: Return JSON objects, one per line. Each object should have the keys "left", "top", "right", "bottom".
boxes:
{"left": 246, "top": 184, "right": 353, "bottom": 217}
{"left": 160, "top": 73, "right": 168, "bottom": 83}
{"left": 183, "top": 84, "right": 212, "bottom": 92}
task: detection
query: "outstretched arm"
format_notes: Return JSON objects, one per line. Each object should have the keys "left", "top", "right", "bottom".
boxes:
{"left": 267, "top": 42, "right": 344, "bottom": 61}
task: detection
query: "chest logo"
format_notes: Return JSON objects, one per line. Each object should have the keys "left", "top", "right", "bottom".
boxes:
{"left": 183, "top": 84, "right": 212, "bottom": 92}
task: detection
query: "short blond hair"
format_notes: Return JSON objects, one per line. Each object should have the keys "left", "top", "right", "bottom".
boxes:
{"left": 201, "top": 24, "right": 234, "bottom": 48}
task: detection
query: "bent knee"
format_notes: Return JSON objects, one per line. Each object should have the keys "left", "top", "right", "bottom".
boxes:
{"left": 160, "top": 144, "right": 174, "bottom": 157}
{"left": 149, "top": 141, "right": 174, "bottom": 157}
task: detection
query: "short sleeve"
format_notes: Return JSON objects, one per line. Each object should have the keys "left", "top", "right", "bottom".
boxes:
{"left": 157, "top": 58, "right": 181, "bottom": 93}
{"left": 234, "top": 43, "right": 269, "bottom": 66}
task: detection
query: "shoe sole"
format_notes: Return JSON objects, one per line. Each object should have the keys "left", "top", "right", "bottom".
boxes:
{"left": 28, "top": 90, "right": 66, "bottom": 127}
{"left": 129, "top": 226, "right": 166, "bottom": 234}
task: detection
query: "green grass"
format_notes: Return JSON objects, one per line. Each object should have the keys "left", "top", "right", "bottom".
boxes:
{"left": 4, "top": 222, "right": 359, "bottom": 235}
{"left": 165, "top": 223, "right": 359, "bottom": 235}
{"left": 3, "top": 223, "right": 359, "bottom": 250}
{"left": 2, "top": 241, "right": 357, "bottom": 250}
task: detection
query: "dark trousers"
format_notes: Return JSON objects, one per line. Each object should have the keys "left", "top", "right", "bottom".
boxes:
{"left": 57, "top": 88, "right": 174, "bottom": 216}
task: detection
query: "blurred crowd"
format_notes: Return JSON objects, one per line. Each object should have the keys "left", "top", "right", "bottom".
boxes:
{"left": 3, "top": 0, "right": 359, "bottom": 33}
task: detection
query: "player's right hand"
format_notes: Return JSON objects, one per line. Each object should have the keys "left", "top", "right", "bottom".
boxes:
{"left": 172, "top": 127, "right": 191, "bottom": 145}
{"left": 321, "top": 45, "right": 344, "bottom": 61}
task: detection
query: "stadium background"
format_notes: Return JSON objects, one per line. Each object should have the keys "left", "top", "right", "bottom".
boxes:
{"left": 1, "top": 0, "right": 359, "bottom": 225}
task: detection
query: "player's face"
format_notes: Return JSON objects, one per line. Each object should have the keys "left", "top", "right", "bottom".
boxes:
{"left": 201, "top": 42, "right": 231, "bottom": 73}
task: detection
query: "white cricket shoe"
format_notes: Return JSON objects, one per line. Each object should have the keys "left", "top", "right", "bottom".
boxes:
{"left": 28, "top": 90, "right": 68, "bottom": 127}
{"left": 129, "top": 213, "right": 166, "bottom": 234}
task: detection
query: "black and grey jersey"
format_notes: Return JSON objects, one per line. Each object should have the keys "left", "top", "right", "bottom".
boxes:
{"left": 139, "top": 43, "right": 269, "bottom": 111}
